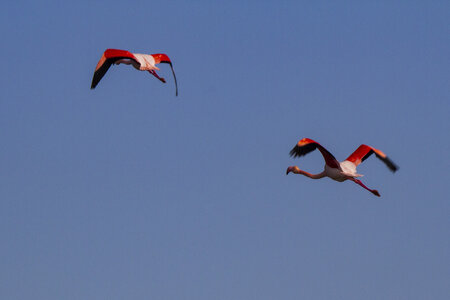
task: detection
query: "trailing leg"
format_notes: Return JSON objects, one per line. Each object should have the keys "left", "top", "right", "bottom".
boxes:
{"left": 148, "top": 70, "right": 166, "bottom": 83}
{"left": 349, "top": 178, "right": 380, "bottom": 197}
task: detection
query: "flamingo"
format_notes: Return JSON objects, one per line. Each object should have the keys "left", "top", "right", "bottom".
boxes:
{"left": 286, "top": 138, "right": 398, "bottom": 197}
{"left": 91, "top": 49, "right": 178, "bottom": 96}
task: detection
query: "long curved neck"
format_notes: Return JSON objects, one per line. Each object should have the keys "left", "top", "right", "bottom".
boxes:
{"left": 294, "top": 168, "right": 326, "bottom": 179}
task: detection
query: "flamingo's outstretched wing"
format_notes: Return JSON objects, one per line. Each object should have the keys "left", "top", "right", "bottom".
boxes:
{"left": 152, "top": 53, "right": 178, "bottom": 96}
{"left": 345, "top": 144, "right": 398, "bottom": 172}
{"left": 289, "top": 138, "right": 340, "bottom": 168}
{"left": 91, "top": 49, "right": 138, "bottom": 89}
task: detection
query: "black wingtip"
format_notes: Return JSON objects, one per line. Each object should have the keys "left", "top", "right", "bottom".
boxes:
{"left": 169, "top": 62, "right": 178, "bottom": 97}
{"left": 289, "top": 145, "right": 300, "bottom": 157}
{"left": 289, "top": 143, "right": 317, "bottom": 158}
{"left": 385, "top": 156, "right": 399, "bottom": 172}
{"left": 161, "top": 61, "right": 178, "bottom": 96}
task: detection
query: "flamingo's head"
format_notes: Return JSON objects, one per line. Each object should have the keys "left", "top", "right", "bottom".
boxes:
{"left": 286, "top": 166, "right": 299, "bottom": 175}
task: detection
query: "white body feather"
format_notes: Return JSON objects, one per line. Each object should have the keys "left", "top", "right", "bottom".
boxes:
{"left": 325, "top": 160, "right": 363, "bottom": 182}
{"left": 114, "top": 54, "right": 159, "bottom": 71}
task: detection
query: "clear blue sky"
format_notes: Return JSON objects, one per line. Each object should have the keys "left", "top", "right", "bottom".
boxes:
{"left": 0, "top": 1, "right": 449, "bottom": 299}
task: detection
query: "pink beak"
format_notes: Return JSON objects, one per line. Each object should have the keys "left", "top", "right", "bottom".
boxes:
{"left": 286, "top": 166, "right": 294, "bottom": 175}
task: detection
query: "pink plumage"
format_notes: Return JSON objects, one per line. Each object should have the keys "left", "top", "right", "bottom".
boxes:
{"left": 287, "top": 138, "right": 398, "bottom": 197}
{"left": 91, "top": 49, "right": 178, "bottom": 96}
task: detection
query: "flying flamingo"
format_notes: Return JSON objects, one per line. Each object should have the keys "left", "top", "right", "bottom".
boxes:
{"left": 286, "top": 138, "right": 398, "bottom": 197}
{"left": 91, "top": 49, "right": 178, "bottom": 96}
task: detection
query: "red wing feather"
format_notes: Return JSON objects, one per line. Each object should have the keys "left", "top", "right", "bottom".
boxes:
{"left": 91, "top": 49, "right": 139, "bottom": 89}
{"left": 289, "top": 138, "right": 340, "bottom": 168}
{"left": 346, "top": 144, "right": 398, "bottom": 172}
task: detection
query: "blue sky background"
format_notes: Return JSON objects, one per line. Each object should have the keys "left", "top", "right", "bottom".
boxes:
{"left": 0, "top": 1, "right": 449, "bottom": 299}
